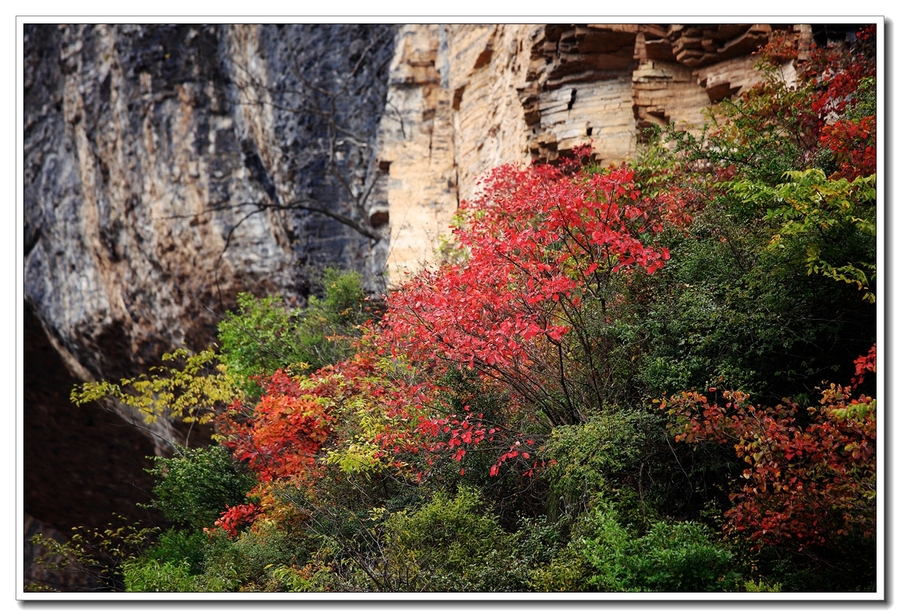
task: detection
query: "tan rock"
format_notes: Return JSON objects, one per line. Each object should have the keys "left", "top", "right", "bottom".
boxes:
{"left": 378, "top": 23, "right": 811, "bottom": 283}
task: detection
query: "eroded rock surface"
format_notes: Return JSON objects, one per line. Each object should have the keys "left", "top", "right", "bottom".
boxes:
{"left": 25, "top": 24, "right": 395, "bottom": 385}
{"left": 378, "top": 24, "right": 813, "bottom": 280}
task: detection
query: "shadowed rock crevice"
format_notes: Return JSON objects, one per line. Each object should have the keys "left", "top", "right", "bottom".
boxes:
{"left": 24, "top": 302, "right": 166, "bottom": 588}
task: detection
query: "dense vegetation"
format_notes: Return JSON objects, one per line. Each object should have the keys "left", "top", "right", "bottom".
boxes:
{"left": 32, "top": 27, "right": 876, "bottom": 593}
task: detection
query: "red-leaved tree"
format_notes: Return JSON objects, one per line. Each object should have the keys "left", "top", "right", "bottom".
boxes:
{"left": 384, "top": 155, "right": 671, "bottom": 427}
{"left": 666, "top": 345, "right": 876, "bottom": 551}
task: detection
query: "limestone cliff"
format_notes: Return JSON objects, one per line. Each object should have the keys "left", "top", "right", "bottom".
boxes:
{"left": 24, "top": 24, "right": 395, "bottom": 387}
{"left": 378, "top": 23, "right": 814, "bottom": 280}
{"left": 23, "top": 22, "right": 819, "bottom": 590}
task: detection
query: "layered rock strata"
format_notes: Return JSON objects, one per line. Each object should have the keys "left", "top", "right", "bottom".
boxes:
{"left": 378, "top": 23, "right": 812, "bottom": 281}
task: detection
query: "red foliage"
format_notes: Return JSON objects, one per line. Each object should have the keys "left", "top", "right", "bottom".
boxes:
{"left": 819, "top": 116, "right": 876, "bottom": 180}
{"left": 406, "top": 408, "right": 548, "bottom": 480}
{"left": 210, "top": 503, "right": 262, "bottom": 539}
{"left": 386, "top": 161, "right": 668, "bottom": 363}
{"left": 803, "top": 27, "right": 877, "bottom": 180}
{"left": 803, "top": 27, "right": 875, "bottom": 119}
{"left": 217, "top": 369, "right": 335, "bottom": 483}
{"left": 852, "top": 343, "right": 877, "bottom": 388}
{"left": 755, "top": 29, "right": 802, "bottom": 63}
{"left": 383, "top": 158, "right": 671, "bottom": 426}
{"left": 667, "top": 354, "right": 876, "bottom": 550}
{"left": 739, "top": 25, "right": 877, "bottom": 180}
{"left": 214, "top": 152, "right": 678, "bottom": 491}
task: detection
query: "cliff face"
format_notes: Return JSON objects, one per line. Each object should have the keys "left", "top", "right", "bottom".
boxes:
{"left": 378, "top": 23, "right": 812, "bottom": 280}
{"left": 23, "top": 22, "right": 807, "bottom": 590}
{"left": 23, "top": 23, "right": 397, "bottom": 590}
{"left": 24, "top": 23, "right": 395, "bottom": 386}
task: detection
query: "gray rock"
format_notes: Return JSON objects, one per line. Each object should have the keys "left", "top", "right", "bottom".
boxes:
{"left": 23, "top": 24, "right": 395, "bottom": 591}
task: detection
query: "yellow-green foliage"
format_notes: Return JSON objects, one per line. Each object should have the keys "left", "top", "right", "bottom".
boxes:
{"left": 122, "top": 558, "right": 198, "bottom": 592}
{"left": 322, "top": 383, "right": 398, "bottom": 477}
{"left": 744, "top": 578, "right": 783, "bottom": 592}
{"left": 29, "top": 515, "right": 158, "bottom": 592}
{"left": 321, "top": 355, "right": 425, "bottom": 478}
{"left": 732, "top": 169, "right": 876, "bottom": 302}
{"left": 71, "top": 348, "right": 240, "bottom": 425}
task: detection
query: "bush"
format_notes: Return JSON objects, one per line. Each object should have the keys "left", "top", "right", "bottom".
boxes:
{"left": 576, "top": 498, "right": 738, "bottom": 592}
{"left": 141, "top": 528, "right": 208, "bottom": 575}
{"left": 198, "top": 521, "right": 308, "bottom": 591}
{"left": 217, "top": 268, "right": 371, "bottom": 396}
{"left": 122, "top": 558, "right": 198, "bottom": 592}
{"left": 362, "top": 487, "right": 528, "bottom": 591}
{"left": 146, "top": 445, "right": 256, "bottom": 531}
{"left": 620, "top": 520, "right": 737, "bottom": 591}
{"left": 541, "top": 408, "right": 648, "bottom": 516}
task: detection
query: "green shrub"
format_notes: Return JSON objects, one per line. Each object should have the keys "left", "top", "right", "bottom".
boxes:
{"left": 575, "top": 498, "right": 737, "bottom": 592}
{"left": 359, "top": 487, "right": 527, "bottom": 592}
{"left": 542, "top": 408, "right": 648, "bottom": 514}
{"left": 744, "top": 578, "right": 782, "bottom": 592}
{"left": 621, "top": 520, "right": 737, "bottom": 591}
{"left": 528, "top": 544, "right": 589, "bottom": 592}
{"left": 199, "top": 521, "right": 309, "bottom": 591}
{"left": 122, "top": 558, "right": 199, "bottom": 592}
{"left": 217, "top": 268, "right": 371, "bottom": 396}
{"left": 141, "top": 528, "right": 208, "bottom": 575}
{"left": 146, "top": 445, "right": 256, "bottom": 531}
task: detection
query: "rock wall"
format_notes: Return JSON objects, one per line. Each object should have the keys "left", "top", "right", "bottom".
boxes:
{"left": 378, "top": 23, "right": 812, "bottom": 281}
{"left": 23, "top": 23, "right": 396, "bottom": 591}
{"left": 24, "top": 23, "right": 395, "bottom": 386}
{"left": 23, "top": 22, "right": 816, "bottom": 591}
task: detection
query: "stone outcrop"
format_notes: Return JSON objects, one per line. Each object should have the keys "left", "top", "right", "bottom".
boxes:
{"left": 23, "top": 22, "right": 820, "bottom": 591}
{"left": 371, "top": 25, "right": 460, "bottom": 277}
{"left": 378, "top": 23, "right": 813, "bottom": 280}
